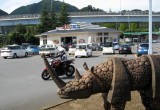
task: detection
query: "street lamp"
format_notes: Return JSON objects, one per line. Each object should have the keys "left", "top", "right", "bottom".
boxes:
{"left": 148, "top": 0, "right": 152, "bottom": 54}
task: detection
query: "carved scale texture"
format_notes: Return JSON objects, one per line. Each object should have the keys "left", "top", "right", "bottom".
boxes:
{"left": 58, "top": 56, "right": 152, "bottom": 94}
{"left": 122, "top": 55, "right": 152, "bottom": 90}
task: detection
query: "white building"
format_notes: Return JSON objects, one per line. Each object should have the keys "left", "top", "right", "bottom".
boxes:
{"left": 36, "top": 22, "right": 122, "bottom": 46}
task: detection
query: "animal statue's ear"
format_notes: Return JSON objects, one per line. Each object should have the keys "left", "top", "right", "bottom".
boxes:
{"left": 83, "top": 62, "right": 89, "bottom": 70}
{"left": 90, "top": 66, "right": 94, "bottom": 73}
{"left": 74, "top": 68, "right": 82, "bottom": 80}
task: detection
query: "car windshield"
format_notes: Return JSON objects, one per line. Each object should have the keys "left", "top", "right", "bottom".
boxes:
{"left": 140, "top": 44, "right": 149, "bottom": 47}
{"left": 76, "top": 45, "right": 86, "bottom": 49}
{"left": 27, "top": 45, "right": 37, "bottom": 48}
{"left": 121, "top": 45, "right": 130, "bottom": 48}
{"left": 103, "top": 42, "right": 112, "bottom": 47}
{"left": 69, "top": 45, "right": 76, "bottom": 48}
{"left": 2, "top": 45, "right": 19, "bottom": 50}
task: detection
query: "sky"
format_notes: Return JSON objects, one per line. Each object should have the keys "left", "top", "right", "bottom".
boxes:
{"left": 0, "top": 0, "right": 160, "bottom": 14}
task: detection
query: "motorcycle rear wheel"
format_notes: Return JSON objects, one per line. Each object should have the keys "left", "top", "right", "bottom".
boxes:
{"left": 41, "top": 70, "right": 50, "bottom": 80}
{"left": 66, "top": 65, "right": 75, "bottom": 77}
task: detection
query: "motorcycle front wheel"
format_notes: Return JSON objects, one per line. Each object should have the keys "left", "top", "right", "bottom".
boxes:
{"left": 41, "top": 70, "right": 50, "bottom": 80}
{"left": 66, "top": 65, "right": 75, "bottom": 77}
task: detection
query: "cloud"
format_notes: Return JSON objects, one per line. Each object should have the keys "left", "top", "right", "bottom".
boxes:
{"left": 64, "top": 0, "right": 160, "bottom": 12}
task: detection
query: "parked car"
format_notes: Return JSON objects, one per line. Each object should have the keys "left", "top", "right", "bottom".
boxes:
{"left": 61, "top": 44, "right": 70, "bottom": 51}
{"left": 0, "top": 44, "right": 28, "bottom": 59}
{"left": 39, "top": 44, "right": 59, "bottom": 57}
{"left": 113, "top": 44, "right": 120, "bottom": 50}
{"left": 98, "top": 43, "right": 105, "bottom": 51}
{"left": 75, "top": 43, "right": 92, "bottom": 58}
{"left": 55, "top": 44, "right": 66, "bottom": 52}
{"left": 26, "top": 45, "right": 39, "bottom": 55}
{"left": 68, "top": 45, "right": 76, "bottom": 55}
{"left": 102, "top": 42, "right": 115, "bottom": 54}
{"left": 119, "top": 44, "right": 132, "bottom": 54}
{"left": 88, "top": 43, "right": 99, "bottom": 51}
{"left": 137, "top": 43, "right": 149, "bottom": 56}
{"left": 21, "top": 43, "right": 31, "bottom": 49}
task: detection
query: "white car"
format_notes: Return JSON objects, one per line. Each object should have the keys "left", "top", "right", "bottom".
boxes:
{"left": 39, "top": 44, "right": 59, "bottom": 56}
{"left": 55, "top": 44, "right": 66, "bottom": 52}
{"left": 75, "top": 43, "right": 92, "bottom": 58}
{"left": 0, "top": 44, "right": 28, "bottom": 59}
{"left": 68, "top": 45, "right": 76, "bottom": 55}
{"left": 102, "top": 42, "right": 115, "bottom": 54}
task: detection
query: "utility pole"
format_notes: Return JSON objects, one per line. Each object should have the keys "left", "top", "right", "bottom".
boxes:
{"left": 148, "top": 0, "right": 152, "bottom": 54}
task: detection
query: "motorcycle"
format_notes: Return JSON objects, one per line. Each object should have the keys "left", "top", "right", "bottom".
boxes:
{"left": 41, "top": 57, "right": 75, "bottom": 80}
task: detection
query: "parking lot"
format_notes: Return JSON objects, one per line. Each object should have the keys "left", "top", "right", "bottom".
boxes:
{"left": 0, "top": 43, "right": 160, "bottom": 110}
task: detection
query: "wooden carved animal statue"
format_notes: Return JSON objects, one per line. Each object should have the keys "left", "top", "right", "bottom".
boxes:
{"left": 41, "top": 54, "right": 160, "bottom": 110}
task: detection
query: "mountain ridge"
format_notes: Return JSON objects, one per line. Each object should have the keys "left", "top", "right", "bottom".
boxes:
{"left": 10, "top": 0, "right": 79, "bottom": 15}
{"left": 0, "top": 0, "right": 104, "bottom": 16}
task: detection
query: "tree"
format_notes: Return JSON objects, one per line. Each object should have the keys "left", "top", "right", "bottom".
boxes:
{"left": 118, "top": 23, "right": 128, "bottom": 31}
{"left": 8, "top": 32, "right": 25, "bottom": 45}
{"left": 130, "top": 23, "right": 138, "bottom": 31}
{"left": 80, "top": 5, "right": 103, "bottom": 12}
{"left": 15, "top": 24, "right": 26, "bottom": 34}
{"left": 0, "top": 35, "right": 8, "bottom": 47}
{"left": 58, "top": 2, "right": 70, "bottom": 26}
{"left": 100, "top": 23, "right": 116, "bottom": 29}
{"left": 37, "top": 3, "right": 52, "bottom": 33}
{"left": 50, "top": 2, "right": 58, "bottom": 29}
{"left": 8, "top": 24, "right": 27, "bottom": 44}
{"left": 24, "top": 33, "right": 39, "bottom": 45}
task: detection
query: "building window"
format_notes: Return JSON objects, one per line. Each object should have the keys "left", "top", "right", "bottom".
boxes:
{"left": 72, "top": 37, "right": 77, "bottom": 44}
{"left": 104, "top": 32, "right": 108, "bottom": 36}
{"left": 61, "top": 37, "right": 65, "bottom": 43}
{"left": 42, "top": 35, "right": 47, "bottom": 45}
{"left": 97, "top": 32, "right": 102, "bottom": 36}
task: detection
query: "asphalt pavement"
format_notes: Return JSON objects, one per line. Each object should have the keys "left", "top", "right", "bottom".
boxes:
{"left": 0, "top": 43, "right": 160, "bottom": 110}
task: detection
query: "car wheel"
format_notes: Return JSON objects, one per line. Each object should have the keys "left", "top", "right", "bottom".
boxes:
{"left": 25, "top": 52, "right": 28, "bottom": 57}
{"left": 3, "top": 57, "right": 7, "bottom": 59}
{"left": 13, "top": 53, "right": 17, "bottom": 58}
{"left": 86, "top": 53, "right": 89, "bottom": 58}
{"left": 90, "top": 52, "right": 92, "bottom": 57}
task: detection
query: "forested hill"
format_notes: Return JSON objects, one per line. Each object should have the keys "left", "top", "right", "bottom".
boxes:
{"left": 10, "top": 0, "right": 79, "bottom": 15}
{"left": 0, "top": 9, "right": 8, "bottom": 15}
{"left": 0, "top": 0, "right": 104, "bottom": 16}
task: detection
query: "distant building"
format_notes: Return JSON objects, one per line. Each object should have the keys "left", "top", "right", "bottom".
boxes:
{"left": 36, "top": 22, "right": 122, "bottom": 46}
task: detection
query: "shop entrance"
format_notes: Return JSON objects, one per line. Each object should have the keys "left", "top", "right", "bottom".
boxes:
{"left": 61, "top": 37, "right": 77, "bottom": 50}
